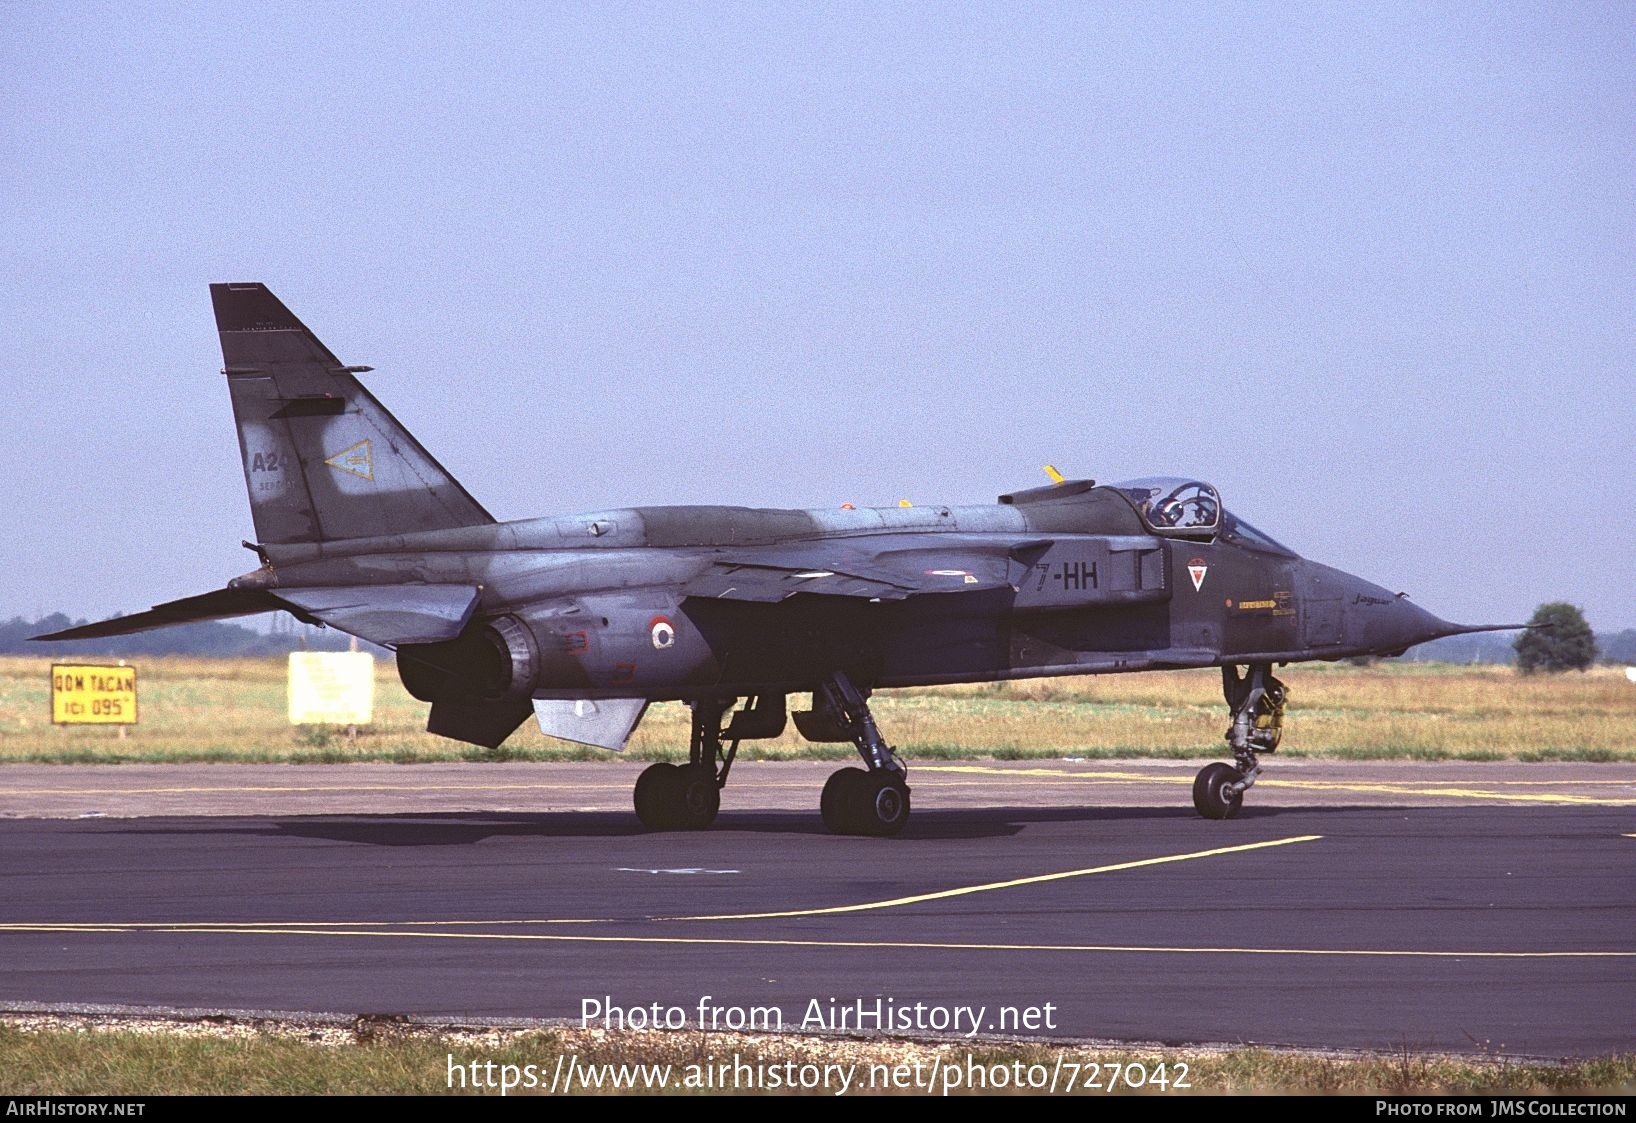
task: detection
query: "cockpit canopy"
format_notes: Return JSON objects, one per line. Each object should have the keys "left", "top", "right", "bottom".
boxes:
{"left": 1110, "top": 477, "right": 1296, "bottom": 556}
{"left": 1112, "top": 477, "right": 1221, "bottom": 537}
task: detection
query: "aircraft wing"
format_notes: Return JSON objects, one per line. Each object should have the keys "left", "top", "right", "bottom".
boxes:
{"left": 34, "top": 584, "right": 480, "bottom": 648}
{"left": 30, "top": 588, "right": 286, "bottom": 640}
{"left": 680, "top": 543, "right": 1031, "bottom": 603}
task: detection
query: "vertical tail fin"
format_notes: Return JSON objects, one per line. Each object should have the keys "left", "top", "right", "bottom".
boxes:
{"left": 212, "top": 283, "right": 493, "bottom": 544}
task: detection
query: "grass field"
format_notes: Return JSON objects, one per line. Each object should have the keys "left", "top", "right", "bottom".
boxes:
{"left": 3, "top": 1018, "right": 1632, "bottom": 1096}
{"left": 1, "top": 655, "right": 1632, "bottom": 764}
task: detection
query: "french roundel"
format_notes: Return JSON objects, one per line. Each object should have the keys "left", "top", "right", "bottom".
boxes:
{"left": 649, "top": 616, "right": 676, "bottom": 650}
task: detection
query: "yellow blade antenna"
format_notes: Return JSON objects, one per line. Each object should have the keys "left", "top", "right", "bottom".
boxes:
{"left": 1043, "top": 464, "right": 1065, "bottom": 484}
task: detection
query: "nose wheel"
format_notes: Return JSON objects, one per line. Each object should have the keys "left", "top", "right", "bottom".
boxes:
{"left": 1194, "top": 663, "right": 1287, "bottom": 820}
{"left": 1191, "top": 762, "right": 1244, "bottom": 820}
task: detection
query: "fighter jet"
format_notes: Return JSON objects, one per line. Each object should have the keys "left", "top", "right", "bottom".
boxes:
{"left": 37, "top": 283, "right": 1519, "bottom": 835}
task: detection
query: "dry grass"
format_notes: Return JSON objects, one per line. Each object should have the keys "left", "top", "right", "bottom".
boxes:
{"left": 2, "top": 1017, "right": 1632, "bottom": 1096}
{"left": 0, "top": 656, "right": 1631, "bottom": 764}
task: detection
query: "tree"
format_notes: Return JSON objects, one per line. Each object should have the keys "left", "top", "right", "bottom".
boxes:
{"left": 1514, "top": 603, "right": 1598, "bottom": 674}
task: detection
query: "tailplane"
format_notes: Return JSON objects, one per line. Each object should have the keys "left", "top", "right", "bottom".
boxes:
{"left": 213, "top": 282, "right": 492, "bottom": 544}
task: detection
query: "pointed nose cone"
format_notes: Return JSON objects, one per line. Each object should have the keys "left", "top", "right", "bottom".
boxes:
{"left": 1317, "top": 568, "right": 1524, "bottom": 656}
{"left": 1350, "top": 594, "right": 1466, "bottom": 656}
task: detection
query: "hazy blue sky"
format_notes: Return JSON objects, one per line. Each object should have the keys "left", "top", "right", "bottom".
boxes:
{"left": 3, "top": 3, "right": 1632, "bottom": 630}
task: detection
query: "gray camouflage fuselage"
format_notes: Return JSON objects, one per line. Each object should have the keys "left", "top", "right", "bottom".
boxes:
{"left": 230, "top": 489, "right": 1459, "bottom": 700}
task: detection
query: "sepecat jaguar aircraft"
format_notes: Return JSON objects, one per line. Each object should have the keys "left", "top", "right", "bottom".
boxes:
{"left": 37, "top": 284, "right": 1520, "bottom": 835}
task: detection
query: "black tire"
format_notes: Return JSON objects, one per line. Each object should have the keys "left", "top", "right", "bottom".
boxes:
{"left": 634, "top": 762, "right": 680, "bottom": 830}
{"left": 820, "top": 767, "right": 869, "bottom": 834}
{"left": 851, "top": 770, "right": 911, "bottom": 837}
{"left": 1192, "top": 762, "right": 1244, "bottom": 820}
{"left": 671, "top": 763, "right": 721, "bottom": 830}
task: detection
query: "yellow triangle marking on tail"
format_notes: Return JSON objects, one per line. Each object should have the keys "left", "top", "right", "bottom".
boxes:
{"left": 324, "top": 439, "right": 373, "bottom": 480}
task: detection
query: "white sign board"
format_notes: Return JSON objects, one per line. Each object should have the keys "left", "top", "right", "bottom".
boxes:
{"left": 288, "top": 652, "right": 374, "bottom": 725}
{"left": 1626, "top": 666, "right": 1636, "bottom": 684}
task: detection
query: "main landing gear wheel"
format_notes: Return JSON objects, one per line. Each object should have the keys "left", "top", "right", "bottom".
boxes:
{"left": 810, "top": 671, "right": 912, "bottom": 837}
{"left": 634, "top": 762, "right": 679, "bottom": 830}
{"left": 1192, "top": 762, "right": 1243, "bottom": 820}
{"left": 635, "top": 695, "right": 781, "bottom": 832}
{"left": 670, "top": 762, "right": 720, "bottom": 829}
{"left": 857, "top": 770, "right": 910, "bottom": 836}
{"left": 633, "top": 762, "right": 721, "bottom": 830}
{"left": 821, "top": 766, "right": 910, "bottom": 837}
{"left": 820, "top": 767, "right": 867, "bottom": 834}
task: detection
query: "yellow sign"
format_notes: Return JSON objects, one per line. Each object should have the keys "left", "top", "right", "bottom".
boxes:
{"left": 52, "top": 664, "right": 138, "bottom": 725}
{"left": 288, "top": 652, "right": 374, "bottom": 725}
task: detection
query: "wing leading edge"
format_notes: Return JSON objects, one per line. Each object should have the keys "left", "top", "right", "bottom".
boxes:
{"left": 30, "top": 588, "right": 286, "bottom": 641}
{"left": 33, "top": 585, "right": 480, "bottom": 648}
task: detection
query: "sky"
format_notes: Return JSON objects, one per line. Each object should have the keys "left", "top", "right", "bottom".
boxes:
{"left": 2, "top": 3, "right": 1632, "bottom": 631}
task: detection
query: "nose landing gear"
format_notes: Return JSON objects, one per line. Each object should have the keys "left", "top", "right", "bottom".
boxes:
{"left": 1194, "top": 663, "right": 1286, "bottom": 820}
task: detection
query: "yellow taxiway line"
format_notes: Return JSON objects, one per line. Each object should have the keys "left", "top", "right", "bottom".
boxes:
{"left": 920, "top": 766, "right": 1636, "bottom": 805}
{"left": 3, "top": 831, "right": 1621, "bottom": 959}
{"left": 0, "top": 923, "right": 1627, "bottom": 960}
{"left": 0, "top": 836, "right": 1320, "bottom": 931}
{"left": 667, "top": 835, "right": 1320, "bottom": 921}
{"left": 5, "top": 770, "right": 1629, "bottom": 804}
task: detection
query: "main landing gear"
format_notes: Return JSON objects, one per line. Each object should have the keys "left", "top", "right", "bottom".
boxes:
{"left": 1194, "top": 663, "right": 1286, "bottom": 820}
{"left": 632, "top": 674, "right": 910, "bottom": 836}
{"left": 633, "top": 695, "right": 782, "bottom": 831}
{"left": 810, "top": 672, "right": 910, "bottom": 837}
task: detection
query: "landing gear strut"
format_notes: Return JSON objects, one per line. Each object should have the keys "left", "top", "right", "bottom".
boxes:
{"left": 1194, "top": 663, "right": 1286, "bottom": 820}
{"left": 814, "top": 672, "right": 910, "bottom": 837}
{"left": 634, "top": 695, "right": 783, "bottom": 830}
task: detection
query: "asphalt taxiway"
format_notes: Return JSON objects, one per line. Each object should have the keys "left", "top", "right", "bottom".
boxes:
{"left": 1, "top": 760, "right": 1631, "bottom": 1055}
